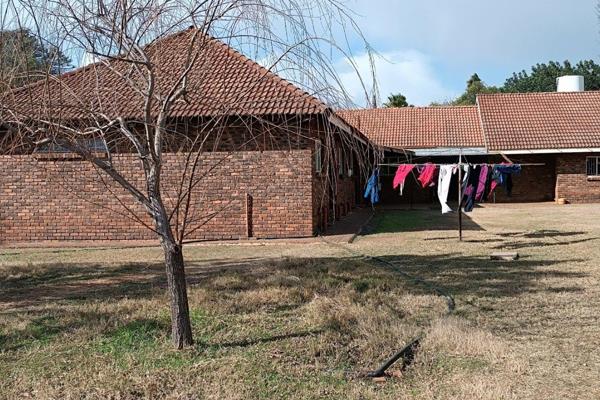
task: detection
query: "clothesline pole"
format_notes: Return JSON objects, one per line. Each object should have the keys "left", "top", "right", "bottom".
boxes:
{"left": 383, "top": 160, "right": 543, "bottom": 242}
{"left": 458, "top": 150, "right": 463, "bottom": 241}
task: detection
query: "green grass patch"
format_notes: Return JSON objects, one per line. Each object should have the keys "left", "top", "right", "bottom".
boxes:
{"left": 92, "top": 318, "right": 196, "bottom": 370}
{"left": 371, "top": 210, "right": 444, "bottom": 233}
{"left": 0, "top": 315, "right": 63, "bottom": 351}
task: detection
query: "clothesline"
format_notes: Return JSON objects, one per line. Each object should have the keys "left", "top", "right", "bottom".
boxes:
{"left": 364, "top": 162, "right": 542, "bottom": 242}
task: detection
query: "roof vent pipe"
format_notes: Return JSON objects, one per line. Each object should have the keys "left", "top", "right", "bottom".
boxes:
{"left": 556, "top": 75, "right": 585, "bottom": 92}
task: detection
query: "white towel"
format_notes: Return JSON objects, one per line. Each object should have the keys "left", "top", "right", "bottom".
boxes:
{"left": 438, "top": 165, "right": 456, "bottom": 214}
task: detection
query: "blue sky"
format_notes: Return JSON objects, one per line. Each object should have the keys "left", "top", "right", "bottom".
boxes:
{"left": 337, "top": 0, "right": 600, "bottom": 106}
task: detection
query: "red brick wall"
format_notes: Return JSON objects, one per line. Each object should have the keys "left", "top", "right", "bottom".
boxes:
{"left": 310, "top": 152, "right": 359, "bottom": 233}
{"left": 555, "top": 153, "right": 600, "bottom": 203}
{"left": 491, "top": 154, "right": 556, "bottom": 203}
{"left": 0, "top": 150, "right": 313, "bottom": 243}
{"left": 311, "top": 175, "right": 357, "bottom": 232}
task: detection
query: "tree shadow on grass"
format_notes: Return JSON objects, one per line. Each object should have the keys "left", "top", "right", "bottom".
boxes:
{"left": 1, "top": 251, "right": 586, "bottom": 313}
{"left": 199, "top": 329, "right": 324, "bottom": 350}
{"left": 0, "top": 240, "right": 591, "bottom": 356}
{"left": 0, "top": 256, "right": 274, "bottom": 309}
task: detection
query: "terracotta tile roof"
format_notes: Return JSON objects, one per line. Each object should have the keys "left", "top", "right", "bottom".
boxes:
{"left": 337, "top": 106, "right": 485, "bottom": 149}
{"left": 478, "top": 91, "right": 600, "bottom": 151}
{"left": 3, "top": 28, "right": 328, "bottom": 120}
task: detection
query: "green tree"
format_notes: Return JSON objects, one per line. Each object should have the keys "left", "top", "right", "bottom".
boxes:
{"left": 452, "top": 73, "right": 500, "bottom": 106}
{"left": 0, "top": 29, "right": 71, "bottom": 90}
{"left": 384, "top": 93, "right": 410, "bottom": 107}
{"left": 503, "top": 60, "right": 600, "bottom": 92}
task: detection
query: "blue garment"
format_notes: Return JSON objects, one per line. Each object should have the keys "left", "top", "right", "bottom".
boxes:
{"left": 364, "top": 169, "right": 380, "bottom": 204}
{"left": 462, "top": 166, "right": 480, "bottom": 212}
{"left": 493, "top": 164, "right": 521, "bottom": 197}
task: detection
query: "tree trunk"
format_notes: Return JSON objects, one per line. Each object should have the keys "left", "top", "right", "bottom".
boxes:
{"left": 162, "top": 240, "right": 194, "bottom": 348}
{"left": 147, "top": 160, "right": 193, "bottom": 348}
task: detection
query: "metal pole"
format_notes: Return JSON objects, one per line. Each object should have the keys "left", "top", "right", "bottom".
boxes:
{"left": 458, "top": 150, "right": 463, "bottom": 241}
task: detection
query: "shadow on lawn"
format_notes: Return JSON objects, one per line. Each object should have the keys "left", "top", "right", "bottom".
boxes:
{"left": 372, "top": 253, "right": 588, "bottom": 298}
{"left": 367, "top": 209, "right": 484, "bottom": 234}
{"left": 0, "top": 250, "right": 590, "bottom": 353}
{"left": 422, "top": 229, "right": 596, "bottom": 250}
{"left": 200, "top": 329, "right": 325, "bottom": 350}
{"left": 1, "top": 251, "right": 587, "bottom": 311}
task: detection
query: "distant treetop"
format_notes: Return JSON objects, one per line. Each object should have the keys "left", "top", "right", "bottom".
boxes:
{"left": 384, "top": 93, "right": 411, "bottom": 108}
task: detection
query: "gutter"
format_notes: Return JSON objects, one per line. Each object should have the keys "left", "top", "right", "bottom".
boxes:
{"left": 497, "top": 148, "right": 600, "bottom": 155}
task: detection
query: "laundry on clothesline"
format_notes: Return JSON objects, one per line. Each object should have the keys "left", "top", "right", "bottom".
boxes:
{"left": 392, "top": 164, "right": 414, "bottom": 195}
{"left": 491, "top": 164, "right": 522, "bottom": 197}
{"left": 461, "top": 163, "right": 521, "bottom": 212}
{"left": 438, "top": 165, "right": 457, "bottom": 214}
{"left": 387, "top": 162, "right": 523, "bottom": 214}
{"left": 364, "top": 168, "right": 380, "bottom": 204}
{"left": 417, "top": 163, "right": 437, "bottom": 188}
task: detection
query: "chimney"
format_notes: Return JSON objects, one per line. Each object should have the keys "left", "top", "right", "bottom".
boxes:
{"left": 556, "top": 75, "right": 585, "bottom": 92}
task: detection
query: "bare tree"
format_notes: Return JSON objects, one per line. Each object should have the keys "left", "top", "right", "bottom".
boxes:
{"left": 0, "top": 0, "right": 376, "bottom": 348}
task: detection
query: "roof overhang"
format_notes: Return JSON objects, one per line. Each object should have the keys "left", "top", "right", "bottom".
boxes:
{"left": 408, "top": 147, "right": 488, "bottom": 157}
{"left": 498, "top": 148, "right": 600, "bottom": 155}
{"left": 327, "top": 112, "right": 367, "bottom": 146}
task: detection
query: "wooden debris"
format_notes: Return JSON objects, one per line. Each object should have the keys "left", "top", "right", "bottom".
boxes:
{"left": 490, "top": 252, "right": 519, "bottom": 261}
{"left": 372, "top": 376, "right": 387, "bottom": 384}
{"left": 390, "top": 370, "right": 403, "bottom": 378}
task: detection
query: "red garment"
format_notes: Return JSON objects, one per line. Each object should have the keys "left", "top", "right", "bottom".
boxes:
{"left": 393, "top": 164, "right": 414, "bottom": 189}
{"left": 489, "top": 180, "right": 498, "bottom": 196}
{"left": 417, "top": 163, "right": 438, "bottom": 188}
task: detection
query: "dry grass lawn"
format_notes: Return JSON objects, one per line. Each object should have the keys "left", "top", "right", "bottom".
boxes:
{"left": 1, "top": 203, "right": 599, "bottom": 399}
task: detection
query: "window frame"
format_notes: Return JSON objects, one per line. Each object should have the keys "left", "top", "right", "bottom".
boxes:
{"left": 586, "top": 156, "right": 600, "bottom": 177}
{"left": 337, "top": 144, "right": 344, "bottom": 178}
{"left": 314, "top": 139, "right": 323, "bottom": 175}
{"left": 347, "top": 151, "right": 354, "bottom": 177}
{"left": 33, "top": 138, "right": 109, "bottom": 161}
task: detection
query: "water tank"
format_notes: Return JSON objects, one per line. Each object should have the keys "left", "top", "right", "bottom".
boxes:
{"left": 556, "top": 75, "right": 585, "bottom": 92}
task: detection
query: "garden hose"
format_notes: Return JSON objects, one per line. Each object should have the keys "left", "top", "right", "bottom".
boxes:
{"left": 319, "top": 211, "right": 456, "bottom": 378}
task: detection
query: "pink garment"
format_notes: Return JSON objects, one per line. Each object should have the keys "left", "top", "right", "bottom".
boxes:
{"left": 393, "top": 164, "right": 415, "bottom": 190}
{"left": 489, "top": 181, "right": 498, "bottom": 197}
{"left": 417, "top": 163, "right": 438, "bottom": 188}
{"left": 487, "top": 162, "right": 511, "bottom": 199}
{"left": 475, "top": 165, "right": 489, "bottom": 201}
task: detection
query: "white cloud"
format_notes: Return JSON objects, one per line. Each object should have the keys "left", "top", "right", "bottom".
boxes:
{"left": 342, "top": 0, "right": 599, "bottom": 89}
{"left": 338, "top": 50, "right": 457, "bottom": 107}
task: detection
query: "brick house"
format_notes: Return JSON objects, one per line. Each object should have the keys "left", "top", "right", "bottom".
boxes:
{"left": 478, "top": 91, "right": 600, "bottom": 203}
{"left": 339, "top": 90, "right": 600, "bottom": 204}
{"left": 0, "top": 29, "right": 370, "bottom": 243}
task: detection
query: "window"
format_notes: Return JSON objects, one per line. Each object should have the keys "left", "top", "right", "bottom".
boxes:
{"left": 34, "top": 138, "right": 109, "bottom": 161}
{"left": 314, "top": 139, "right": 322, "bottom": 174}
{"left": 35, "top": 138, "right": 108, "bottom": 154}
{"left": 347, "top": 151, "right": 354, "bottom": 177}
{"left": 587, "top": 156, "right": 600, "bottom": 176}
